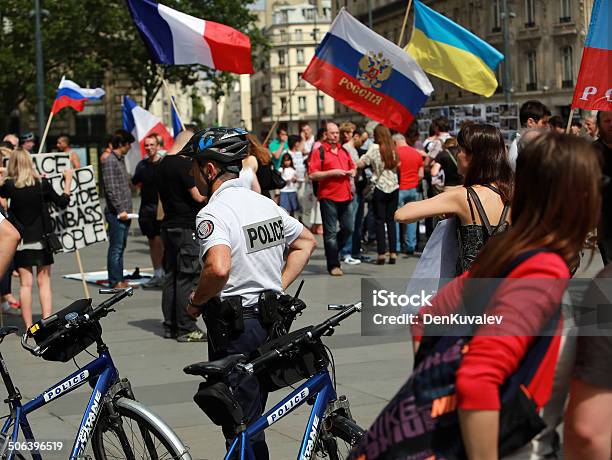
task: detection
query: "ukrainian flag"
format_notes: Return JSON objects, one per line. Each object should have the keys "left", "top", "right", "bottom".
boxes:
{"left": 406, "top": 0, "right": 504, "bottom": 97}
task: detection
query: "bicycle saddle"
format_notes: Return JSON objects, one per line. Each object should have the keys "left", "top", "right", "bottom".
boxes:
{"left": 0, "top": 326, "right": 18, "bottom": 341}
{"left": 183, "top": 354, "right": 246, "bottom": 377}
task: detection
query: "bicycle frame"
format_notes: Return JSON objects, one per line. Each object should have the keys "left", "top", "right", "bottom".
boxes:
{"left": 226, "top": 369, "right": 337, "bottom": 460}
{"left": 0, "top": 350, "right": 119, "bottom": 460}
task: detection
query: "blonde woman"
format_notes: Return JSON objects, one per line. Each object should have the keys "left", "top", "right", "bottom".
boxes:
{"left": 0, "top": 149, "right": 73, "bottom": 328}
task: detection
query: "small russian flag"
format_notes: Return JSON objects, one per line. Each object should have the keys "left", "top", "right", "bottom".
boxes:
{"left": 51, "top": 78, "right": 105, "bottom": 114}
{"left": 126, "top": 0, "right": 253, "bottom": 74}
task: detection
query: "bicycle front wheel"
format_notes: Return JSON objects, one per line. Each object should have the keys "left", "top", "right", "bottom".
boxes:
{"left": 318, "top": 414, "right": 365, "bottom": 460}
{"left": 91, "top": 400, "right": 188, "bottom": 460}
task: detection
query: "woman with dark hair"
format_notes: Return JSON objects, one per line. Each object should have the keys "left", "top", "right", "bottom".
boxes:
{"left": 395, "top": 123, "right": 513, "bottom": 274}
{"left": 357, "top": 124, "right": 399, "bottom": 264}
{"left": 352, "top": 133, "right": 602, "bottom": 460}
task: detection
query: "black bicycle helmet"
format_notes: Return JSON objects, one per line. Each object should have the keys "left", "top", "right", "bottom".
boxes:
{"left": 180, "top": 127, "right": 249, "bottom": 173}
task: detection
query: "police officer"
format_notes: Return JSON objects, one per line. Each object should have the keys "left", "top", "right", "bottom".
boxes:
{"left": 183, "top": 128, "right": 317, "bottom": 459}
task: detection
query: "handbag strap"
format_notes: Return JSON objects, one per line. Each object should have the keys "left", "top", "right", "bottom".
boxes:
{"left": 38, "top": 179, "right": 53, "bottom": 235}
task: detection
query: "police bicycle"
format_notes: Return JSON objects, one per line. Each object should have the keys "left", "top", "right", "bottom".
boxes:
{"left": 184, "top": 301, "right": 365, "bottom": 460}
{"left": 0, "top": 287, "right": 191, "bottom": 460}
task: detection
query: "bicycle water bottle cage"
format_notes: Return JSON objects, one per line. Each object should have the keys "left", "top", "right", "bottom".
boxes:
{"left": 28, "top": 298, "right": 101, "bottom": 362}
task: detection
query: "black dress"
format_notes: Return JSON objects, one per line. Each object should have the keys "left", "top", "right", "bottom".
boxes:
{"left": 0, "top": 178, "right": 70, "bottom": 268}
{"left": 456, "top": 185, "right": 510, "bottom": 275}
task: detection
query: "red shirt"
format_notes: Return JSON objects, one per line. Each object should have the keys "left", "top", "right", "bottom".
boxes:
{"left": 397, "top": 145, "right": 423, "bottom": 190}
{"left": 308, "top": 142, "right": 355, "bottom": 202}
{"left": 412, "top": 252, "right": 568, "bottom": 411}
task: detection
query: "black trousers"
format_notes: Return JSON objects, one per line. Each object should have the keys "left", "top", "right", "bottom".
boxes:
{"left": 372, "top": 188, "right": 399, "bottom": 255}
{"left": 160, "top": 227, "right": 201, "bottom": 335}
{"left": 208, "top": 317, "right": 269, "bottom": 460}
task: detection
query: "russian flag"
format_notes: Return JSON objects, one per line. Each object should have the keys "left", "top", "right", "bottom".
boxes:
{"left": 302, "top": 9, "right": 433, "bottom": 132}
{"left": 122, "top": 96, "right": 174, "bottom": 170}
{"left": 51, "top": 77, "right": 105, "bottom": 114}
{"left": 571, "top": 0, "right": 611, "bottom": 111}
{"left": 126, "top": 0, "right": 253, "bottom": 74}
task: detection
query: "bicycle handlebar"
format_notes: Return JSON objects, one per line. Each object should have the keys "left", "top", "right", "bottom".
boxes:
{"left": 239, "top": 302, "right": 362, "bottom": 374}
{"left": 21, "top": 287, "right": 134, "bottom": 357}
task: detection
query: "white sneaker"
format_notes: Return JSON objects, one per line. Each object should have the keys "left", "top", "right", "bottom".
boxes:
{"left": 342, "top": 255, "right": 362, "bottom": 265}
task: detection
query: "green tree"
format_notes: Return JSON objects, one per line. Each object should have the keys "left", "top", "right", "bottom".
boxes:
{"left": 0, "top": 0, "right": 266, "bottom": 132}
{"left": 0, "top": 0, "right": 112, "bottom": 132}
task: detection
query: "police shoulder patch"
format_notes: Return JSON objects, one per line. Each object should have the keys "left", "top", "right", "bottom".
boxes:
{"left": 197, "top": 220, "right": 214, "bottom": 239}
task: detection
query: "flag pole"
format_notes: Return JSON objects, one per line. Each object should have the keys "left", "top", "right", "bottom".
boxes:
{"left": 162, "top": 78, "right": 186, "bottom": 131}
{"left": 37, "top": 111, "right": 54, "bottom": 154}
{"left": 74, "top": 248, "right": 90, "bottom": 298}
{"left": 263, "top": 80, "right": 301, "bottom": 146}
{"left": 397, "top": 0, "right": 414, "bottom": 47}
{"left": 565, "top": 108, "right": 575, "bottom": 134}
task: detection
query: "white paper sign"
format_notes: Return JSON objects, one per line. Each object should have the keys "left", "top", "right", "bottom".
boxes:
{"left": 47, "top": 166, "right": 107, "bottom": 252}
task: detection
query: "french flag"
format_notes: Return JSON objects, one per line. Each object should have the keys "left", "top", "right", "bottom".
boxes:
{"left": 122, "top": 96, "right": 173, "bottom": 170}
{"left": 171, "top": 96, "right": 183, "bottom": 137}
{"left": 126, "top": 0, "right": 253, "bottom": 74}
{"left": 571, "top": 0, "right": 611, "bottom": 111}
{"left": 302, "top": 9, "right": 433, "bottom": 132}
{"left": 51, "top": 77, "right": 105, "bottom": 114}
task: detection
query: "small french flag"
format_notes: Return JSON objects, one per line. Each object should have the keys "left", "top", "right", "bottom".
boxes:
{"left": 122, "top": 95, "right": 174, "bottom": 171}
{"left": 51, "top": 77, "right": 105, "bottom": 114}
{"left": 126, "top": 0, "right": 254, "bottom": 74}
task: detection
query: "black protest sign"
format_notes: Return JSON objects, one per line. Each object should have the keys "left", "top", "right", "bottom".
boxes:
{"left": 47, "top": 166, "right": 107, "bottom": 252}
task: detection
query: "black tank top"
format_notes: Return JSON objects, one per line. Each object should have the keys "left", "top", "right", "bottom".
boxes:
{"left": 456, "top": 185, "right": 510, "bottom": 275}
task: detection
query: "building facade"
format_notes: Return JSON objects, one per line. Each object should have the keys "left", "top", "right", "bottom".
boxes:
{"left": 333, "top": 0, "right": 594, "bottom": 127}
{"left": 251, "top": 0, "right": 336, "bottom": 137}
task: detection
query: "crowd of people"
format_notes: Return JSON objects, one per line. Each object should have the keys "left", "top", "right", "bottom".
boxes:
{"left": 0, "top": 101, "right": 610, "bottom": 458}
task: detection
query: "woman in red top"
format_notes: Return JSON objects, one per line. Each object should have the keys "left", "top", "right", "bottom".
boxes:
{"left": 413, "top": 132, "right": 601, "bottom": 459}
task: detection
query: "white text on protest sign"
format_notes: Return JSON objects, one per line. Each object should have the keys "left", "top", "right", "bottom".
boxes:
{"left": 47, "top": 166, "right": 107, "bottom": 252}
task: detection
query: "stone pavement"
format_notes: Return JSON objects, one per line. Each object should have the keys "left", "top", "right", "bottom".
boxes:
{"left": 0, "top": 231, "right": 602, "bottom": 459}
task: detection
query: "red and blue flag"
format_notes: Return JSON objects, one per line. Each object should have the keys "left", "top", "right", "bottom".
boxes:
{"left": 571, "top": 0, "right": 611, "bottom": 111}
{"left": 302, "top": 9, "right": 433, "bottom": 132}
{"left": 51, "top": 77, "right": 105, "bottom": 114}
{"left": 126, "top": 0, "right": 253, "bottom": 74}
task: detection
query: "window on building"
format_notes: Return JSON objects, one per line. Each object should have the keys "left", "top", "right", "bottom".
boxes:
{"left": 311, "top": 28, "right": 320, "bottom": 41}
{"left": 526, "top": 50, "right": 537, "bottom": 90}
{"left": 525, "top": 0, "right": 536, "bottom": 26}
{"left": 295, "top": 29, "right": 303, "bottom": 40}
{"left": 297, "top": 49, "right": 305, "bottom": 64}
{"left": 318, "top": 95, "right": 325, "bottom": 111}
{"left": 278, "top": 50, "right": 286, "bottom": 65}
{"left": 492, "top": 0, "right": 501, "bottom": 32}
{"left": 299, "top": 96, "right": 307, "bottom": 112}
{"left": 298, "top": 72, "right": 305, "bottom": 87}
{"left": 304, "top": 8, "right": 314, "bottom": 20}
{"left": 560, "top": 0, "right": 571, "bottom": 22}
{"left": 562, "top": 46, "right": 573, "bottom": 87}
{"left": 280, "top": 97, "right": 287, "bottom": 113}
{"left": 279, "top": 72, "right": 287, "bottom": 89}
{"left": 279, "top": 30, "right": 288, "bottom": 42}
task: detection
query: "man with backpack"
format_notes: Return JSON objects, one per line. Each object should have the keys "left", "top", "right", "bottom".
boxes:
{"left": 308, "top": 122, "right": 356, "bottom": 276}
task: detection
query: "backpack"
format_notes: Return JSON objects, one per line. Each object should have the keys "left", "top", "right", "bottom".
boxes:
{"left": 310, "top": 146, "right": 325, "bottom": 198}
{"left": 349, "top": 249, "right": 558, "bottom": 460}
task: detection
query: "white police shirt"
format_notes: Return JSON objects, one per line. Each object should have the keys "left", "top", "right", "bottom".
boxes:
{"left": 196, "top": 178, "right": 304, "bottom": 307}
